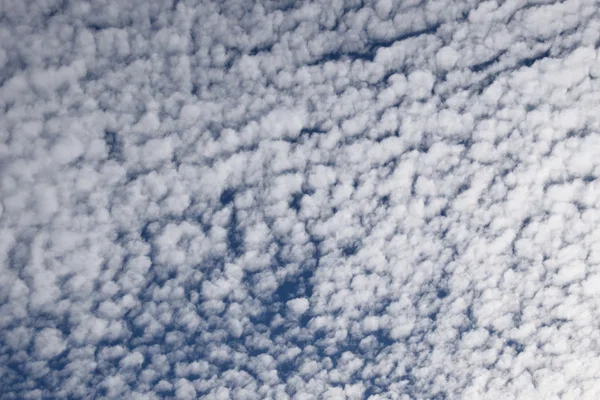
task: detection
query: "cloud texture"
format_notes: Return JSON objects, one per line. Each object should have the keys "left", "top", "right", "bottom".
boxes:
{"left": 2, "top": 0, "right": 600, "bottom": 398}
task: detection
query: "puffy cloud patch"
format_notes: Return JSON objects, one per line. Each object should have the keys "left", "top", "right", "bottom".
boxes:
{"left": 287, "top": 297, "right": 310, "bottom": 316}
{"left": 34, "top": 328, "right": 66, "bottom": 360}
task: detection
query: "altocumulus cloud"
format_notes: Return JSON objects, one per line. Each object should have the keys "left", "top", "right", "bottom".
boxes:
{"left": 2, "top": 0, "right": 600, "bottom": 399}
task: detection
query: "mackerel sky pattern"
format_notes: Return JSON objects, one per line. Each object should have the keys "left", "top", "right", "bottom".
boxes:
{"left": 2, "top": 0, "right": 600, "bottom": 399}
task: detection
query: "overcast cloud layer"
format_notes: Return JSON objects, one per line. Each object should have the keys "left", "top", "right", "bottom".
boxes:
{"left": 2, "top": 0, "right": 600, "bottom": 398}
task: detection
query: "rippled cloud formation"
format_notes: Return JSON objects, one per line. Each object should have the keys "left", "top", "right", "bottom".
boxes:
{"left": 3, "top": 0, "right": 600, "bottom": 398}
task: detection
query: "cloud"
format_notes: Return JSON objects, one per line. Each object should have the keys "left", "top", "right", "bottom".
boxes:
{"left": 2, "top": 0, "right": 600, "bottom": 399}
{"left": 34, "top": 328, "right": 66, "bottom": 360}
{"left": 287, "top": 297, "right": 310, "bottom": 316}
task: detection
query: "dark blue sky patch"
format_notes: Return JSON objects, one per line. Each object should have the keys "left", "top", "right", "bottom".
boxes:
{"left": 289, "top": 192, "right": 303, "bottom": 213}
{"left": 226, "top": 210, "right": 245, "bottom": 258}
{"left": 469, "top": 51, "right": 506, "bottom": 73}
{"left": 308, "top": 24, "right": 441, "bottom": 66}
{"left": 583, "top": 174, "right": 596, "bottom": 183}
{"left": 518, "top": 48, "right": 551, "bottom": 68}
{"left": 341, "top": 241, "right": 360, "bottom": 257}
{"left": 506, "top": 339, "right": 525, "bottom": 354}
{"left": 274, "top": 279, "right": 301, "bottom": 303}
{"left": 436, "top": 287, "right": 449, "bottom": 299}
{"left": 472, "top": 70, "right": 502, "bottom": 95}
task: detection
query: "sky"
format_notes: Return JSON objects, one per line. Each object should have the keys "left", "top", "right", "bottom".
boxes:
{"left": 2, "top": 0, "right": 600, "bottom": 399}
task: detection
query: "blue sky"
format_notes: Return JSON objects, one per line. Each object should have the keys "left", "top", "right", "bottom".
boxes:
{"left": 2, "top": 0, "right": 600, "bottom": 399}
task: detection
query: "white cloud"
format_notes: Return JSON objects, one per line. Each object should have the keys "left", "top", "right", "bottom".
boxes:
{"left": 119, "top": 351, "right": 144, "bottom": 369}
{"left": 436, "top": 46, "right": 460, "bottom": 71}
{"left": 175, "top": 378, "right": 197, "bottom": 400}
{"left": 287, "top": 297, "right": 310, "bottom": 316}
{"left": 34, "top": 328, "right": 66, "bottom": 360}
{"left": 3, "top": 0, "right": 600, "bottom": 399}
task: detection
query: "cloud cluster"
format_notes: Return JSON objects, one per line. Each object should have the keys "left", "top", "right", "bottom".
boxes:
{"left": 2, "top": 0, "right": 600, "bottom": 398}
